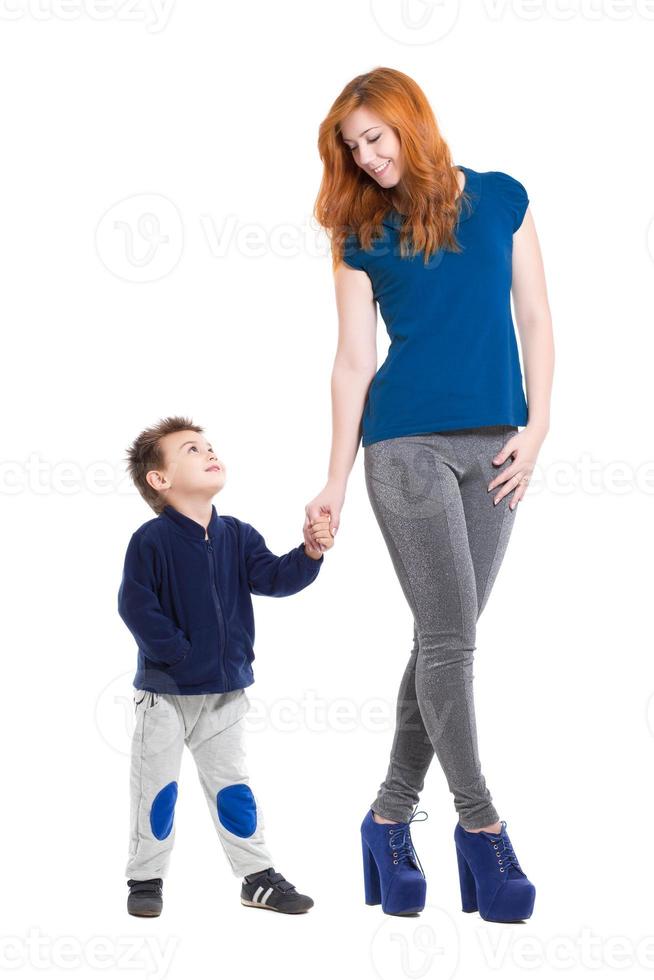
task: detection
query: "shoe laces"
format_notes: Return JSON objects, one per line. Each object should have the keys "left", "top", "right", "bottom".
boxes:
{"left": 388, "top": 806, "right": 428, "bottom": 876}
{"left": 485, "top": 821, "right": 523, "bottom": 877}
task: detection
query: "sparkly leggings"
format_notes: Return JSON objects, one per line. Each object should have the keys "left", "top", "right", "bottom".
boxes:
{"left": 364, "top": 425, "right": 519, "bottom": 831}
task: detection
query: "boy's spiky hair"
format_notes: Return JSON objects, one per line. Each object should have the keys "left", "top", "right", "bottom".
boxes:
{"left": 123, "top": 415, "right": 204, "bottom": 514}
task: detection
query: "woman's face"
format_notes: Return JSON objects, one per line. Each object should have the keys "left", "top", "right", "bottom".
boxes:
{"left": 340, "top": 107, "right": 403, "bottom": 188}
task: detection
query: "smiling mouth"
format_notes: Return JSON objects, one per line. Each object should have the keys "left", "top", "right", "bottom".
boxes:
{"left": 372, "top": 159, "right": 391, "bottom": 175}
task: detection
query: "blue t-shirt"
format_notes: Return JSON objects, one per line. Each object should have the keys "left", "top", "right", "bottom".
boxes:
{"left": 342, "top": 166, "right": 530, "bottom": 447}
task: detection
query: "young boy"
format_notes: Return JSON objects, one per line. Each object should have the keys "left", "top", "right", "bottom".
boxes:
{"left": 117, "top": 415, "right": 334, "bottom": 916}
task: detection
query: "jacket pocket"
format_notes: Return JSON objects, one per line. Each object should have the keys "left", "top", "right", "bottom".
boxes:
{"left": 164, "top": 624, "right": 223, "bottom": 686}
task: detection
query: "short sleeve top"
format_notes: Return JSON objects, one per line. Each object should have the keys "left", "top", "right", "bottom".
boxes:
{"left": 342, "top": 166, "right": 530, "bottom": 447}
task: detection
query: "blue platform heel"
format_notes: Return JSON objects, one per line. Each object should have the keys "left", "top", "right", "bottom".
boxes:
{"left": 454, "top": 819, "right": 536, "bottom": 922}
{"left": 361, "top": 806, "right": 428, "bottom": 915}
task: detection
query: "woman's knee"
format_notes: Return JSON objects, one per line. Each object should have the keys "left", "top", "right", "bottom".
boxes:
{"left": 415, "top": 627, "right": 476, "bottom": 668}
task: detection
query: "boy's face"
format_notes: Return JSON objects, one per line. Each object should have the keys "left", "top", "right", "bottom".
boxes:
{"left": 148, "top": 429, "right": 226, "bottom": 501}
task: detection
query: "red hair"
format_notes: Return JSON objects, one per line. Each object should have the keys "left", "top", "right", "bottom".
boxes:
{"left": 314, "top": 67, "right": 469, "bottom": 269}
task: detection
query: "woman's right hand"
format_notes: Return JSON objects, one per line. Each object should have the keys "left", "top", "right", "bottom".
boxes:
{"left": 304, "top": 480, "right": 346, "bottom": 553}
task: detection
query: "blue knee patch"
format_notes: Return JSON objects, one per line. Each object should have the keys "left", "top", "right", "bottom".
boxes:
{"left": 216, "top": 783, "right": 257, "bottom": 838}
{"left": 150, "top": 781, "right": 178, "bottom": 840}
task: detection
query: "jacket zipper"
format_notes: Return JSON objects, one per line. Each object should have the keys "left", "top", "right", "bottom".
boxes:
{"left": 205, "top": 538, "right": 228, "bottom": 688}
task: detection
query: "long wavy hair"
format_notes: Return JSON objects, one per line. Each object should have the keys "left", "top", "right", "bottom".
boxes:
{"left": 314, "top": 67, "right": 470, "bottom": 269}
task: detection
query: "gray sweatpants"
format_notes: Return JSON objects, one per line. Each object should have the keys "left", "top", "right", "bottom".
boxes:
{"left": 364, "top": 425, "right": 519, "bottom": 831}
{"left": 126, "top": 686, "right": 274, "bottom": 880}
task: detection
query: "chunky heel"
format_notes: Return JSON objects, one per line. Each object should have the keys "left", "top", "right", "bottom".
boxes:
{"left": 455, "top": 846, "right": 478, "bottom": 912}
{"left": 360, "top": 807, "right": 428, "bottom": 916}
{"left": 362, "top": 840, "right": 382, "bottom": 905}
{"left": 453, "top": 820, "right": 536, "bottom": 922}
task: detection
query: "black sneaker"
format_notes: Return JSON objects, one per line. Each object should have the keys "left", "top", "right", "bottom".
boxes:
{"left": 127, "top": 878, "right": 163, "bottom": 917}
{"left": 241, "top": 867, "right": 313, "bottom": 914}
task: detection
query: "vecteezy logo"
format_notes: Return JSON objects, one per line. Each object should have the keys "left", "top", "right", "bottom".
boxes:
{"left": 369, "top": 904, "right": 459, "bottom": 979}
{"left": 370, "top": 0, "right": 460, "bottom": 44}
{"left": 94, "top": 671, "right": 138, "bottom": 756}
{"left": 95, "top": 192, "right": 183, "bottom": 282}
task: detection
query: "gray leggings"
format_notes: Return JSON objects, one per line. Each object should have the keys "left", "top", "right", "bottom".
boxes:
{"left": 364, "top": 424, "right": 519, "bottom": 831}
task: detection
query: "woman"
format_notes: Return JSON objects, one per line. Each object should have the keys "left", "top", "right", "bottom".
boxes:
{"left": 304, "top": 67, "right": 554, "bottom": 921}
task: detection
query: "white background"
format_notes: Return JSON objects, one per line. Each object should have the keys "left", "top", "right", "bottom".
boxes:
{"left": 2, "top": 1, "right": 654, "bottom": 978}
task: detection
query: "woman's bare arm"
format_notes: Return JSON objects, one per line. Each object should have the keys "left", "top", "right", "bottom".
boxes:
{"left": 303, "top": 261, "right": 377, "bottom": 550}
{"left": 511, "top": 208, "right": 555, "bottom": 437}
{"left": 328, "top": 263, "right": 378, "bottom": 483}
{"left": 487, "top": 207, "right": 555, "bottom": 509}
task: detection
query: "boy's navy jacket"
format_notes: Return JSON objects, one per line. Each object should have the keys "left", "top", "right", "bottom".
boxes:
{"left": 117, "top": 503, "right": 323, "bottom": 694}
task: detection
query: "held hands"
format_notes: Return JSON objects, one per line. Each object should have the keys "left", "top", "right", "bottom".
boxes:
{"left": 487, "top": 423, "right": 546, "bottom": 510}
{"left": 303, "top": 481, "right": 345, "bottom": 556}
{"left": 303, "top": 514, "right": 336, "bottom": 560}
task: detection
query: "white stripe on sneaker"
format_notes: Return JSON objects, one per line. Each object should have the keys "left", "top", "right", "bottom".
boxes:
{"left": 252, "top": 885, "right": 264, "bottom": 903}
{"left": 260, "top": 887, "right": 274, "bottom": 905}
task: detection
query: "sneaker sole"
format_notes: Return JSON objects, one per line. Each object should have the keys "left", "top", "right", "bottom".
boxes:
{"left": 128, "top": 909, "right": 162, "bottom": 917}
{"left": 240, "top": 898, "right": 311, "bottom": 914}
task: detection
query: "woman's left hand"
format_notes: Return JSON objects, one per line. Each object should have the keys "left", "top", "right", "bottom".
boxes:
{"left": 487, "top": 425, "right": 546, "bottom": 510}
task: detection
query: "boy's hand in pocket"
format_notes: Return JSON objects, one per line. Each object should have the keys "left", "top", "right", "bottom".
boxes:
{"left": 304, "top": 516, "right": 335, "bottom": 559}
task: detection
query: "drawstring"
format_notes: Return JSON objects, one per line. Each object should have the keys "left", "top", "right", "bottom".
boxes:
{"left": 388, "top": 805, "right": 429, "bottom": 877}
